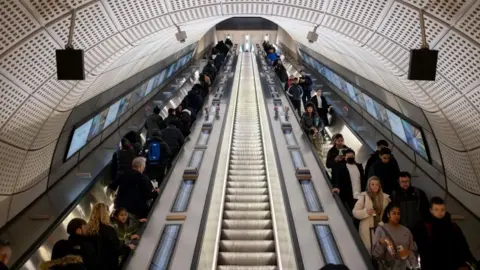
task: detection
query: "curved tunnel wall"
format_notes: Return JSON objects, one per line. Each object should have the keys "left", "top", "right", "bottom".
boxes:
{"left": 0, "top": 0, "right": 479, "bottom": 226}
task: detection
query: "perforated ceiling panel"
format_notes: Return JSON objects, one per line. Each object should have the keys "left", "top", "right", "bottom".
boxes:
{"left": 1, "top": 0, "right": 480, "bottom": 223}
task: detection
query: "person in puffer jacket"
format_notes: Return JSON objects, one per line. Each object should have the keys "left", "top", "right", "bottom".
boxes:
{"left": 300, "top": 103, "right": 321, "bottom": 138}
{"left": 185, "top": 87, "right": 204, "bottom": 113}
{"left": 160, "top": 119, "right": 185, "bottom": 161}
{"left": 178, "top": 109, "right": 193, "bottom": 137}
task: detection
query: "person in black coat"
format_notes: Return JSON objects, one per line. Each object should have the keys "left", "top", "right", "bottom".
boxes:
{"left": 163, "top": 108, "right": 178, "bottom": 127}
{"left": 368, "top": 147, "right": 400, "bottom": 195}
{"left": 309, "top": 88, "right": 331, "bottom": 128}
{"left": 144, "top": 130, "right": 172, "bottom": 184}
{"left": 86, "top": 203, "right": 134, "bottom": 270}
{"left": 415, "top": 197, "right": 476, "bottom": 270}
{"left": 364, "top": 140, "right": 400, "bottom": 176}
{"left": 114, "top": 157, "right": 159, "bottom": 219}
{"left": 186, "top": 86, "right": 204, "bottom": 113}
{"left": 299, "top": 70, "right": 313, "bottom": 108}
{"left": 161, "top": 120, "right": 185, "bottom": 161}
{"left": 0, "top": 239, "right": 11, "bottom": 270}
{"left": 331, "top": 148, "right": 366, "bottom": 212}
{"left": 274, "top": 62, "right": 288, "bottom": 83}
{"left": 326, "top": 133, "right": 349, "bottom": 171}
{"left": 41, "top": 218, "right": 97, "bottom": 270}
{"left": 109, "top": 138, "right": 137, "bottom": 192}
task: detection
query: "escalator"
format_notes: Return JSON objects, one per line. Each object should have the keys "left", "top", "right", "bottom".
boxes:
{"left": 217, "top": 53, "right": 277, "bottom": 269}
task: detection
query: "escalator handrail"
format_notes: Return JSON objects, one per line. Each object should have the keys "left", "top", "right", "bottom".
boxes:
{"left": 260, "top": 48, "right": 375, "bottom": 269}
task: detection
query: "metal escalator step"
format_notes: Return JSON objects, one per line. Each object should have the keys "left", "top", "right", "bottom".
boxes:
{"left": 231, "top": 147, "right": 263, "bottom": 152}
{"left": 227, "top": 181, "right": 266, "bottom": 189}
{"left": 229, "top": 169, "right": 265, "bottom": 175}
{"left": 231, "top": 155, "right": 263, "bottom": 160}
{"left": 224, "top": 202, "right": 270, "bottom": 211}
{"left": 225, "top": 194, "right": 269, "bottom": 202}
{"left": 218, "top": 266, "right": 277, "bottom": 270}
{"left": 226, "top": 188, "right": 268, "bottom": 195}
{"left": 222, "top": 220, "right": 272, "bottom": 229}
{"left": 217, "top": 252, "right": 276, "bottom": 265}
{"left": 223, "top": 211, "right": 271, "bottom": 219}
{"left": 230, "top": 159, "right": 264, "bottom": 165}
{"left": 229, "top": 175, "right": 266, "bottom": 181}
{"left": 229, "top": 164, "right": 264, "bottom": 170}
{"left": 219, "top": 240, "right": 275, "bottom": 252}
{"left": 221, "top": 229, "right": 274, "bottom": 240}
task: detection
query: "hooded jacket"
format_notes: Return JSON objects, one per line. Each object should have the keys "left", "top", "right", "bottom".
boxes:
{"left": 368, "top": 159, "right": 400, "bottom": 195}
{"left": 415, "top": 213, "right": 475, "bottom": 270}
{"left": 390, "top": 185, "right": 429, "bottom": 230}
{"left": 145, "top": 113, "right": 165, "bottom": 138}
{"left": 160, "top": 124, "right": 185, "bottom": 156}
{"left": 186, "top": 88, "right": 203, "bottom": 113}
{"left": 364, "top": 151, "right": 400, "bottom": 178}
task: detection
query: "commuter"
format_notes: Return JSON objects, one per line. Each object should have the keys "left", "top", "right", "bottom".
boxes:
{"left": 415, "top": 197, "right": 476, "bottom": 270}
{"left": 111, "top": 207, "right": 146, "bottom": 244}
{"left": 225, "top": 38, "right": 233, "bottom": 48}
{"left": 215, "top": 41, "right": 229, "bottom": 55}
{"left": 87, "top": 203, "right": 134, "bottom": 270}
{"left": 176, "top": 102, "right": 196, "bottom": 123}
{"left": 301, "top": 103, "right": 322, "bottom": 149}
{"left": 299, "top": 70, "right": 313, "bottom": 109}
{"left": 185, "top": 86, "right": 204, "bottom": 113}
{"left": 286, "top": 77, "right": 303, "bottom": 116}
{"left": 115, "top": 157, "right": 160, "bottom": 219}
{"left": 214, "top": 52, "right": 226, "bottom": 71}
{"left": 285, "top": 74, "right": 295, "bottom": 92}
{"left": 352, "top": 176, "right": 390, "bottom": 253}
{"left": 178, "top": 109, "right": 193, "bottom": 138}
{"left": 331, "top": 148, "right": 366, "bottom": 213}
{"left": 368, "top": 148, "right": 400, "bottom": 195}
{"left": 326, "top": 133, "right": 349, "bottom": 170}
{"left": 163, "top": 108, "right": 178, "bottom": 127}
{"left": 266, "top": 47, "right": 279, "bottom": 65}
{"left": 0, "top": 239, "right": 11, "bottom": 270}
{"left": 309, "top": 88, "right": 331, "bottom": 131}
{"left": 202, "top": 61, "right": 217, "bottom": 82}
{"left": 372, "top": 203, "right": 417, "bottom": 269}
{"left": 390, "top": 171, "right": 429, "bottom": 233}
{"left": 41, "top": 218, "right": 97, "bottom": 270}
{"left": 365, "top": 140, "right": 399, "bottom": 177}
{"left": 160, "top": 120, "right": 185, "bottom": 165}
{"left": 144, "top": 130, "right": 172, "bottom": 184}
{"left": 198, "top": 74, "right": 211, "bottom": 98}
{"left": 145, "top": 106, "right": 165, "bottom": 138}
{"left": 274, "top": 61, "right": 288, "bottom": 86}
{"left": 109, "top": 138, "right": 137, "bottom": 192}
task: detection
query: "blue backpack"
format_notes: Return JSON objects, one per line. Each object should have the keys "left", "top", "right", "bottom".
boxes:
{"left": 148, "top": 142, "right": 161, "bottom": 165}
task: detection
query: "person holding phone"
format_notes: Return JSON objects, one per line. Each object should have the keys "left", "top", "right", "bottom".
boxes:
{"left": 372, "top": 203, "right": 417, "bottom": 269}
{"left": 326, "top": 133, "right": 348, "bottom": 172}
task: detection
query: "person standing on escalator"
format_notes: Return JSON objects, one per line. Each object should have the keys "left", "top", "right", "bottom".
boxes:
{"left": 109, "top": 138, "right": 136, "bottom": 192}
{"left": 299, "top": 70, "right": 313, "bottom": 109}
{"left": 144, "top": 130, "right": 172, "bottom": 184}
{"left": 286, "top": 77, "right": 303, "bottom": 116}
{"left": 309, "top": 88, "right": 331, "bottom": 133}
{"left": 145, "top": 106, "right": 165, "bottom": 139}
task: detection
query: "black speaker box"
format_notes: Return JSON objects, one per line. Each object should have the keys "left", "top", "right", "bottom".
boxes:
{"left": 56, "top": 49, "right": 85, "bottom": 80}
{"left": 408, "top": 48, "right": 438, "bottom": 81}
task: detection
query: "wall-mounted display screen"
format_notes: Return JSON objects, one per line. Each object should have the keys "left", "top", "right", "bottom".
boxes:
{"left": 402, "top": 120, "right": 427, "bottom": 159}
{"left": 299, "top": 49, "right": 429, "bottom": 162}
{"left": 104, "top": 100, "right": 121, "bottom": 129}
{"left": 363, "top": 94, "right": 378, "bottom": 120}
{"left": 87, "top": 109, "right": 108, "bottom": 141}
{"left": 65, "top": 49, "right": 194, "bottom": 161}
{"left": 144, "top": 77, "right": 156, "bottom": 96}
{"left": 67, "top": 119, "right": 93, "bottom": 159}
{"left": 167, "top": 64, "right": 176, "bottom": 78}
{"left": 386, "top": 110, "right": 407, "bottom": 142}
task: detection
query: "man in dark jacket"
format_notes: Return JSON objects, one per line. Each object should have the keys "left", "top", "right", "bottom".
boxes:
{"left": 144, "top": 130, "right": 172, "bottom": 184}
{"left": 309, "top": 88, "right": 331, "bottom": 128}
{"left": 364, "top": 140, "right": 399, "bottom": 175}
{"left": 299, "top": 70, "right": 313, "bottom": 108}
{"left": 213, "top": 53, "right": 226, "bottom": 71}
{"left": 109, "top": 138, "right": 137, "bottom": 191}
{"left": 331, "top": 148, "right": 366, "bottom": 213}
{"left": 286, "top": 78, "right": 303, "bottom": 116}
{"left": 161, "top": 120, "right": 185, "bottom": 162}
{"left": 41, "top": 218, "right": 97, "bottom": 270}
{"left": 115, "top": 157, "right": 160, "bottom": 219}
{"left": 186, "top": 86, "right": 204, "bottom": 113}
{"left": 415, "top": 197, "right": 476, "bottom": 270}
{"left": 274, "top": 62, "right": 288, "bottom": 84}
{"left": 145, "top": 106, "right": 165, "bottom": 138}
{"left": 0, "top": 239, "right": 11, "bottom": 270}
{"left": 391, "top": 171, "right": 429, "bottom": 235}
{"left": 368, "top": 147, "right": 400, "bottom": 195}
{"left": 326, "top": 133, "right": 348, "bottom": 171}
{"left": 163, "top": 108, "right": 178, "bottom": 127}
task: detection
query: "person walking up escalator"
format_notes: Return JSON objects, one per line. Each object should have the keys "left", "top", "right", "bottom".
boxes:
{"left": 299, "top": 70, "right": 313, "bottom": 109}
{"left": 286, "top": 77, "right": 303, "bottom": 116}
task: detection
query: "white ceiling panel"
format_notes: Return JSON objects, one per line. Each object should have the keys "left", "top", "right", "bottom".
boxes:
{"left": 417, "top": 74, "right": 463, "bottom": 109}
{"left": 403, "top": 0, "right": 475, "bottom": 25}
{"left": 0, "top": 1, "right": 41, "bottom": 55}
{"left": 442, "top": 97, "right": 480, "bottom": 150}
{"left": 0, "top": 141, "right": 26, "bottom": 194}
{"left": 0, "top": 74, "right": 29, "bottom": 128}
{"left": 0, "top": 30, "right": 60, "bottom": 93}
{"left": 423, "top": 110, "right": 464, "bottom": 150}
{"left": 15, "top": 142, "right": 56, "bottom": 192}
{"left": 33, "top": 76, "right": 76, "bottom": 109}
{"left": 22, "top": 0, "right": 95, "bottom": 25}
{"left": 328, "top": 0, "right": 392, "bottom": 29}
{"left": 455, "top": 0, "right": 480, "bottom": 43}
{"left": 103, "top": 0, "right": 169, "bottom": 30}
{"left": 57, "top": 74, "right": 98, "bottom": 111}
{"left": 31, "top": 110, "right": 71, "bottom": 149}
{"left": 322, "top": 15, "right": 374, "bottom": 43}
{"left": 439, "top": 143, "right": 480, "bottom": 194}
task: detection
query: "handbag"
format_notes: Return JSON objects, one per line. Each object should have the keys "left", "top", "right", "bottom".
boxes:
{"left": 373, "top": 225, "right": 397, "bottom": 269}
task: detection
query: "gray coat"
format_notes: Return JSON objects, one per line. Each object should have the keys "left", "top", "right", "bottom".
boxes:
{"left": 145, "top": 113, "right": 164, "bottom": 138}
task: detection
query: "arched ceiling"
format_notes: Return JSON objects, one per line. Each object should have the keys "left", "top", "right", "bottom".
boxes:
{"left": 0, "top": 0, "right": 479, "bottom": 218}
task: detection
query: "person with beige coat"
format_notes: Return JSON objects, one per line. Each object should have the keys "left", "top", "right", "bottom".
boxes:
{"left": 353, "top": 176, "right": 391, "bottom": 253}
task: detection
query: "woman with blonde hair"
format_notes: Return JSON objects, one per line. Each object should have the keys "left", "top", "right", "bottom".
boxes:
{"left": 87, "top": 203, "right": 134, "bottom": 270}
{"left": 353, "top": 176, "right": 390, "bottom": 253}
